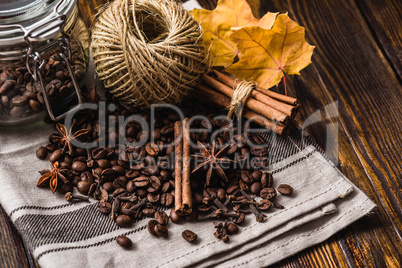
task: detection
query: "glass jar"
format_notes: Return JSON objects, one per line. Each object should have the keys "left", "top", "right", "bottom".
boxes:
{"left": 0, "top": 0, "right": 89, "bottom": 125}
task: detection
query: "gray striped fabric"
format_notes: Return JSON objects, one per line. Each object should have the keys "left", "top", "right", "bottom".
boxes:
{"left": 0, "top": 122, "right": 376, "bottom": 267}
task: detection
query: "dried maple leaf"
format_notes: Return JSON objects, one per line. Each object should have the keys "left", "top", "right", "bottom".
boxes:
{"left": 226, "top": 14, "right": 315, "bottom": 89}
{"left": 190, "top": 0, "right": 278, "bottom": 68}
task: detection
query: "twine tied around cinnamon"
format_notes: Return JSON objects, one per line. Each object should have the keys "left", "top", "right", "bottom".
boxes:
{"left": 91, "top": 0, "right": 206, "bottom": 108}
{"left": 227, "top": 80, "right": 256, "bottom": 118}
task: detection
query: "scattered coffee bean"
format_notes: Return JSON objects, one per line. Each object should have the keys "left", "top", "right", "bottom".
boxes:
{"left": 170, "top": 209, "right": 183, "bottom": 224}
{"left": 277, "top": 184, "right": 293, "bottom": 195}
{"left": 36, "top": 146, "right": 48, "bottom": 160}
{"left": 116, "top": 236, "right": 132, "bottom": 249}
{"left": 182, "top": 230, "right": 197, "bottom": 242}
{"left": 115, "top": 214, "right": 133, "bottom": 227}
{"left": 147, "top": 220, "right": 158, "bottom": 236}
{"left": 227, "top": 223, "right": 239, "bottom": 235}
{"left": 154, "top": 224, "right": 168, "bottom": 237}
{"left": 155, "top": 211, "right": 169, "bottom": 225}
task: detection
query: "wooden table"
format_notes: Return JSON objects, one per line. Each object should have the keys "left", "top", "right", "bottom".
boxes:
{"left": 1, "top": 0, "right": 401, "bottom": 266}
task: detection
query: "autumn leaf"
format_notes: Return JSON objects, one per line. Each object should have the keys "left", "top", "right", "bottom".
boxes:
{"left": 189, "top": 0, "right": 278, "bottom": 68}
{"left": 226, "top": 14, "right": 315, "bottom": 89}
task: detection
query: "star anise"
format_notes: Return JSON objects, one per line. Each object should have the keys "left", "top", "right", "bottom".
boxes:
{"left": 192, "top": 141, "right": 234, "bottom": 186}
{"left": 37, "top": 162, "right": 70, "bottom": 193}
{"left": 53, "top": 120, "right": 90, "bottom": 155}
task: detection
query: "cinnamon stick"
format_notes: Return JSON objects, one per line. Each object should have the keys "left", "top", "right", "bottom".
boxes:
{"left": 174, "top": 120, "right": 184, "bottom": 215}
{"left": 194, "top": 85, "right": 286, "bottom": 135}
{"left": 213, "top": 70, "right": 299, "bottom": 117}
{"left": 202, "top": 74, "right": 288, "bottom": 123}
{"left": 181, "top": 118, "right": 192, "bottom": 215}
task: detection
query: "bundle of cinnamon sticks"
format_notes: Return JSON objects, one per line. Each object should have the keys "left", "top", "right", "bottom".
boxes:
{"left": 194, "top": 70, "right": 300, "bottom": 135}
{"left": 174, "top": 118, "right": 192, "bottom": 216}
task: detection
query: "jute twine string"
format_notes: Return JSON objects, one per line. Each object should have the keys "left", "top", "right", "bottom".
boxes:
{"left": 227, "top": 80, "right": 256, "bottom": 118}
{"left": 91, "top": 0, "right": 206, "bottom": 108}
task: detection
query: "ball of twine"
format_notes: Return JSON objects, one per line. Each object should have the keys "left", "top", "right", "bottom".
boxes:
{"left": 91, "top": 0, "right": 206, "bottom": 108}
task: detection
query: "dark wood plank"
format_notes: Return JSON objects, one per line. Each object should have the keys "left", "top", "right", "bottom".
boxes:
{"left": 0, "top": 205, "right": 30, "bottom": 268}
{"left": 258, "top": 0, "right": 402, "bottom": 267}
{"left": 355, "top": 0, "right": 402, "bottom": 81}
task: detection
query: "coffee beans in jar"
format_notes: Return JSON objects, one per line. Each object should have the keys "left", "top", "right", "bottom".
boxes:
{"left": 0, "top": 0, "right": 89, "bottom": 124}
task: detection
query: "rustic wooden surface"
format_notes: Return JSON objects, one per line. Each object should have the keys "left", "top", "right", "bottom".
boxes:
{"left": 1, "top": 0, "right": 401, "bottom": 267}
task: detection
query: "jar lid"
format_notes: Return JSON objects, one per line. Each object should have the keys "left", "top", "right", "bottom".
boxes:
{"left": 0, "top": 0, "right": 76, "bottom": 47}
{"left": 0, "top": 0, "right": 44, "bottom": 19}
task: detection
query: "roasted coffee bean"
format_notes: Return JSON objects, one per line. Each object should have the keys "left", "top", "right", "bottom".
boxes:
{"left": 147, "top": 176, "right": 161, "bottom": 193}
{"left": 170, "top": 209, "right": 183, "bottom": 224}
{"left": 29, "top": 99, "right": 41, "bottom": 112}
{"left": 232, "top": 212, "right": 245, "bottom": 224}
{"left": 227, "top": 223, "right": 239, "bottom": 235}
{"left": 182, "top": 230, "right": 197, "bottom": 242}
{"left": 147, "top": 193, "right": 160, "bottom": 203}
{"left": 94, "top": 167, "right": 104, "bottom": 176}
{"left": 81, "top": 171, "right": 94, "bottom": 185}
{"left": 160, "top": 125, "right": 174, "bottom": 135}
{"left": 145, "top": 142, "right": 160, "bottom": 156}
{"left": 250, "top": 146, "right": 268, "bottom": 157}
{"left": 112, "top": 165, "right": 126, "bottom": 175}
{"left": 126, "top": 180, "right": 135, "bottom": 193}
{"left": 155, "top": 211, "right": 169, "bottom": 225}
{"left": 142, "top": 165, "right": 159, "bottom": 176}
{"left": 250, "top": 182, "right": 263, "bottom": 194}
{"left": 101, "top": 168, "right": 118, "bottom": 181}
{"left": 258, "top": 199, "right": 272, "bottom": 211}
{"left": 88, "top": 183, "right": 98, "bottom": 197}
{"left": 113, "top": 176, "right": 127, "bottom": 189}
{"left": 112, "top": 188, "right": 127, "bottom": 197}
{"left": 159, "top": 170, "right": 171, "bottom": 180}
{"left": 100, "top": 189, "right": 109, "bottom": 201}
{"left": 97, "top": 159, "right": 111, "bottom": 169}
{"left": 160, "top": 193, "right": 174, "bottom": 207}
{"left": 36, "top": 146, "right": 48, "bottom": 160}
{"left": 116, "top": 236, "right": 132, "bottom": 249}
{"left": 136, "top": 189, "right": 148, "bottom": 198}
{"left": 216, "top": 188, "right": 226, "bottom": 203}
{"left": 227, "top": 185, "right": 240, "bottom": 195}
{"left": 49, "top": 149, "right": 63, "bottom": 162}
{"left": 147, "top": 220, "right": 158, "bottom": 236}
{"left": 72, "top": 161, "right": 87, "bottom": 173}
{"left": 184, "top": 210, "right": 198, "bottom": 222}
{"left": 142, "top": 207, "right": 157, "bottom": 217}
{"left": 73, "top": 156, "right": 87, "bottom": 163}
{"left": 260, "top": 187, "right": 277, "bottom": 199}
{"left": 161, "top": 182, "right": 171, "bottom": 193}
{"left": 154, "top": 224, "right": 168, "bottom": 237}
{"left": 240, "top": 171, "right": 253, "bottom": 184}
{"left": 126, "top": 170, "right": 140, "bottom": 179}
{"left": 260, "top": 172, "right": 273, "bottom": 187}
{"left": 133, "top": 176, "right": 150, "bottom": 187}
{"left": 58, "top": 183, "right": 73, "bottom": 195}
{"left": 11, "top": 95, "right": 28, "bottom": 107}
{"left": 277, "top": 184, "right": 293, "bottom": 195}
{"left": 0, "top": 80, "right": 16, "bottom": 94}
{"left": 97, "top": 200, "right": 112, "bottom": 214}
{"left": 251, "top": 170, "right": 262, "bottom": 181}
{"left": 251, "top": 134, "right": 265, "bottom": 145}
{"left": 115, "top": 214, "right": 133, "bottom": 227}
{"left": 239, "top": 180, "right": 249, "bottom": 191}
{"left": 60, "top": 161, "right": 71, "bottom": 168}
{"left": 103, "top": 182, "right": 114, "bottom": 193}
{"left": 77, "top": 181, "right": 90, "bottom": 195}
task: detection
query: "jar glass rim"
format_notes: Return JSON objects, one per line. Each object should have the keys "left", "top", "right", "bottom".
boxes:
{"left": 0, "top": 0, "right": 76, "bottom": 46}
